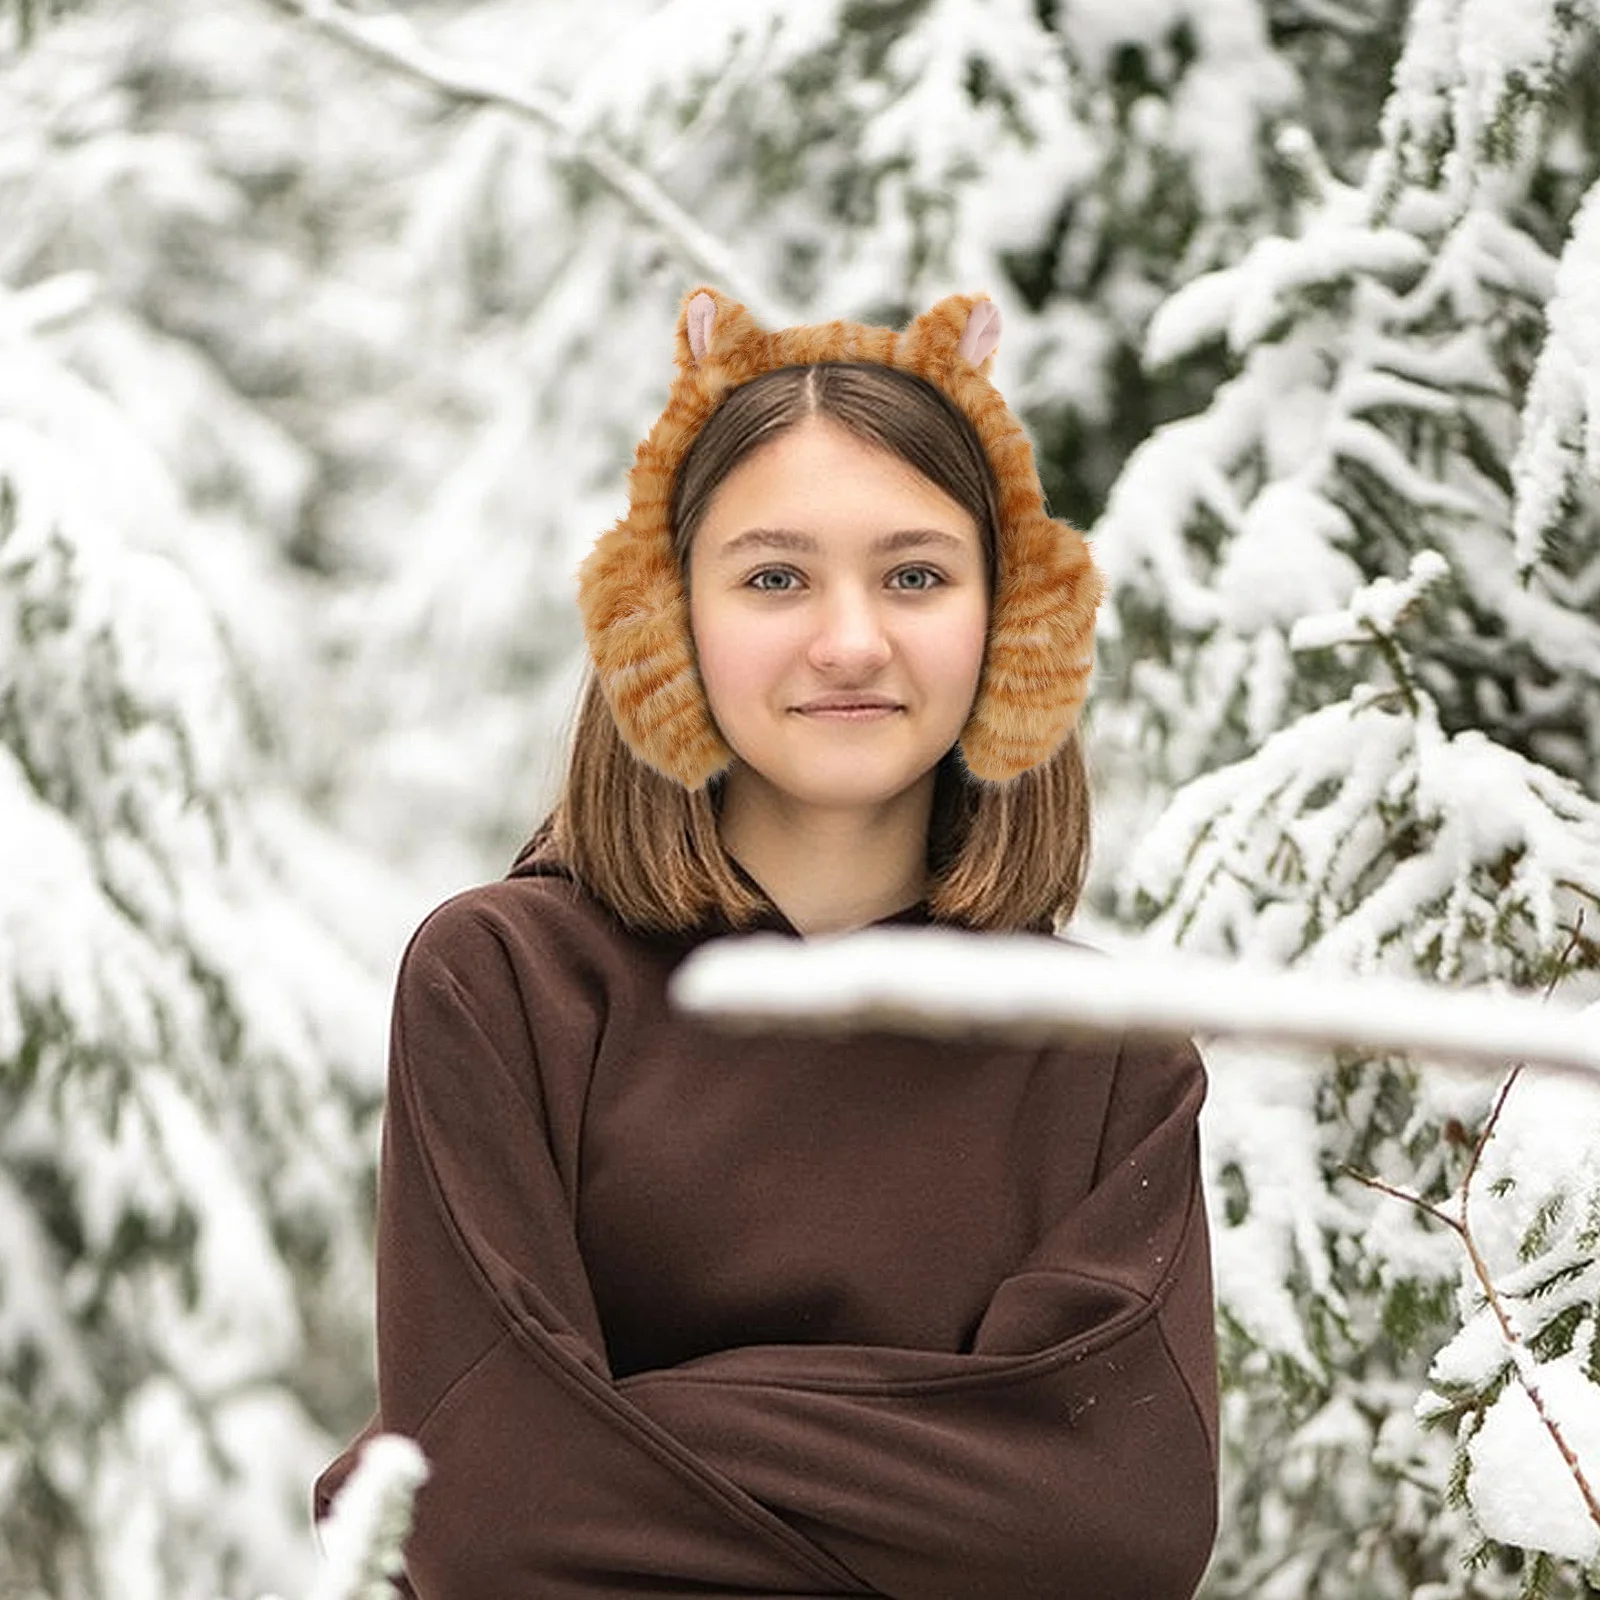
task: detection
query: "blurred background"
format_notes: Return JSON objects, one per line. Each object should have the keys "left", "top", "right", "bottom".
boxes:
{"left": 3, "top": 0, "right": 1600, "bottom": 1596}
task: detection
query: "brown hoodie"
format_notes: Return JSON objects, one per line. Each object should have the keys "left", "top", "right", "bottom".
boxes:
{"left": 314, "top": 854, "right": 1219, "bottom": 1599}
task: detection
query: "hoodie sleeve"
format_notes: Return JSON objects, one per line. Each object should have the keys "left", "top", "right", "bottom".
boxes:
{"left": 975, "top": 1026, "right": 1218, "bottom": 1430}
{"left": 315, "top": 899, "right": 876, "bottom": 1598}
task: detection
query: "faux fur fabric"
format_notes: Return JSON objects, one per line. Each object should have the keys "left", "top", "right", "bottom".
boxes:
{"left": 575, "top": 284, "right": 1105, "bottom": 789}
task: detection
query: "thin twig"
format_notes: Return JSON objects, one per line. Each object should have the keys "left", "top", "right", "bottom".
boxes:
{"left": 1458, "top": 1062, "right": 1523, "bottom": 1215}
{"left": 1344, "top": 916, "right": 1600, "bottom": 1538}
{"left": 262, "top": 0, "right": 793, "bottom": 324}
{"left": 1459, "top": 922, "right": 1585, "bottom": 1206}
{"left": 1344, "top": 1161, "right": 1600, "bottom": 1532}
{"left": 1338, "top": 1165, "right": 1457, "bottom": 1234}
{"left": 1458, "top": 1213, "right": 1600, "bottom": 1532}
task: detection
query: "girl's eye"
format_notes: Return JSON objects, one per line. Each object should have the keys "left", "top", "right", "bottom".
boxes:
{"left": 746, "top": 565, "right": 946, "bottom": 593}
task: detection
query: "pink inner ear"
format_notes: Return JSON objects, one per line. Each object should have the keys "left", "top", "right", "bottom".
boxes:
{"left": 687, "top": 293, "right": 716, "bottom": 361}
{"left": 958, "top": 301, "right": 1001, "bottom": 365}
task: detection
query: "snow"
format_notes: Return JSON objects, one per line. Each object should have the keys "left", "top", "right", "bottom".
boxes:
{"left": 1422, "top": 1065, "right": 1600, "bottom": 1405}
{"left": 306, "top": 1434, "right": 428, "bottom": 1600}
{"left": 860, "top": 0, "right": 1058, "bottom": 196}
{"left": 1056, "top": 0, "right": 1296, "bottom": 214}
{"left": 0, "top": 160, "right": 400, "bottom": 1599}
{"left": 0, "top": 748, "right": 170, "bottom": 1063}
{"left": 140, "top": 1068, "right": 304, "bottom": 1384}
{"left": 1166, "top": 0, "right": 1297, "bottom": 215}
{"left": 1439, "top": 515, "right": 1600, "bottom": 684}
{"left": 1415, "top": 1062, "right": 1600, "bottom": 1565}
{"left": 1512, "top": 175, "right": 1600, "bottom": 571}
{"left": 1328, "top": 415, "right": 1479, "bottom": 512}
{"left": 562, "top": 0, "right": 840, "bottom": 143}
{"left": 1394, "top": 201, "right": 1559, "bottom": 322}
{"left": 1239, "top": 626, "right": 1291, "bottom": 749}
{"left": 1465, "top": 1355, "right": 1600, "bottom": 1563}
{"left": 1145, "top": 219, "right": 1428, "bottom": 368}
{"left": 1094, "top": 360, "right": 1286, "bottom": 635}
{"left": 1472, "top": 1067, "right": 1600, "bottom": 1248}
{"left": 670, "top": 928, "right": 1600, "bottom": 1079}
{"left": 1369, "top": 0, "right": 1577, "bottom": 212}
{"left": 1088, "top": 21, "right": 1600, "bottom": 1548}
{"left": 1201, "top": 1042, "right": 1338, "bottom": 1373}
{"left": 1115, "top": 676, "right": 1600, "bottom": 997}
{"left": 1214, "top": 483, "right": 1359, "bottom": 634}
{"left": 1288, "top": 549, "right": 1449, "bottom": 651}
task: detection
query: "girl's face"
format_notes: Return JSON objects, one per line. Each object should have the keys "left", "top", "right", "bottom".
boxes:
{"left": 686, "top": 415, "right": 989, "bottom": 815}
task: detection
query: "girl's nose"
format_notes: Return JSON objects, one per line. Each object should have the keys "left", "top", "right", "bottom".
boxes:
{"left": 807, "top": 588, "right": 895, "bottom": 661}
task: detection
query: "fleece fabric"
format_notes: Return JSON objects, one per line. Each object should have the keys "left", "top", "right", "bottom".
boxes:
{"left": 313, "top": 853, "right": 1219, "bottom": 1599}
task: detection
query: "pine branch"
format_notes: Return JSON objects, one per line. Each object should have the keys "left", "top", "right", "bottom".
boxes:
{"left": 1343, "top": 1158, "right": 1600, "bottom": 1539}
{"left": 1343, "top": 920, "right": 1600, "bottom": 1546}
{"left": 259, "top": 0, "right": 792, "bottom": 325}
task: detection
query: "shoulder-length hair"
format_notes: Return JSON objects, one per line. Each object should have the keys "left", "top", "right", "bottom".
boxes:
{"left": 514, "top": 361, "right": 1091, "bottom": 936}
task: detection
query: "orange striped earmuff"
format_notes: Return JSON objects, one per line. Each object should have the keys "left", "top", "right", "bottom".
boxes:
{"left": 575, "top": 284, "right": 1103, "bottom": 790}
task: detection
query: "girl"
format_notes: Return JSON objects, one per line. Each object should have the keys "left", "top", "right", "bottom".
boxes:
{"left": 315, "top": 286, "right": 1219, "bottom": 1599}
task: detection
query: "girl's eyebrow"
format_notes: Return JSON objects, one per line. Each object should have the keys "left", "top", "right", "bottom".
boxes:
{"left": 715, "top": 527, "right": 969, "bottom": 561}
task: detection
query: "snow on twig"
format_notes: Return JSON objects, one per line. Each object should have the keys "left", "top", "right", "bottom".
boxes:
{"left": 259, "top": 0, "right": 791, "bottom": 323}
{"left": 670, "top": 925, "right": 1600, "bottom": 1079}
{"left": 304, "top": 1433, "right": 428, "bottom": 1600}
{"left": 1342, "top": 924, "right": 1600, "bottom": 1545}
{"left": 1347, "top": 1149, "right": 1600, "bottom": 1542}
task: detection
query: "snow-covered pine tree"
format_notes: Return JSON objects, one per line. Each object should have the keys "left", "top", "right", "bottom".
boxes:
{"left": 1, "top": 0, "right": 539, "bottom": 904}
{"left": 1090, "top": 0, "right": 1600, "bottom": 1592}
{"left": 21, "top": 0, "right": 1597, "bottom": 1588}
{"left": 0, "top": 274, "right": 394, "bottom": 1598}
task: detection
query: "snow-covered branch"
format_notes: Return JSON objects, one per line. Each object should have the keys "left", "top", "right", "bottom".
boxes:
{"left": 302, "top": 1433, "right": 427, "bottom": 1600}
{"left": 1512, "top": 173, "right": 1600, "bottom": 574}
{"left": 1365, "top": 0, "right": 1584, "bottom": 217}
{"left": 1348, "top": 1061, "right": 1600, "bottom": 1557}
{"left": 260, "top": 0, "right": 791, "bottom": 323}
{"left": 670, "top": 930, "right": 1600, "bottom": 1079}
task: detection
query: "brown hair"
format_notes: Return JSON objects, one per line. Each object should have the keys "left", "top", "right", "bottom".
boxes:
{"left": 516, "top": 362, "right": 1090, "bottom": 936}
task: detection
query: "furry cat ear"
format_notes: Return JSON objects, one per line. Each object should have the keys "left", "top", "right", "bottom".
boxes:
{"left": 958, "top": 300, "right": 1001, "bottom": 366}
{"left": 687, "top": 292, "right": 717, "bottom": 362}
